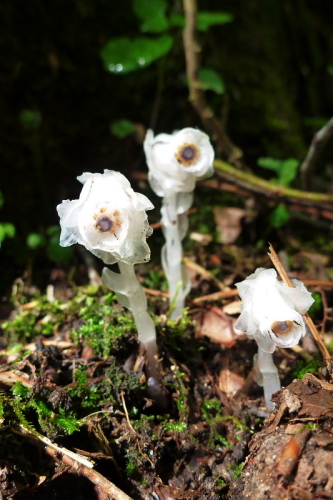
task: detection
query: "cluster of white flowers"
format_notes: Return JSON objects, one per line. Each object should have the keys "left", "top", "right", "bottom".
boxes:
{"left": 56, "top": 130, "right": 318, "bottom": 409}
{"left": 235, "top": 268, "right": 314, "bottom": 352}
{"left": 144, "top": 127, "right": 215, "bottom": 197}
{"left": 57, "top": 170, "right": 154, "bottom": 265}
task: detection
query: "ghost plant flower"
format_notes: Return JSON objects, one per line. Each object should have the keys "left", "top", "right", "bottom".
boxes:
{"left": 144, "top": 128, "right": 214, "bottom": 318}
{"left": 57, "top": 170, "right": 153, "bottom": 266}
{"left": 235, "top": 268, "right": 314, "bottom": 409}
{"left": 57, "top": 170, "right": 159, "bottom": 378}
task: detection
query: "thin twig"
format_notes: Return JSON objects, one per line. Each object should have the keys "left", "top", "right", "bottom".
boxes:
{"left": 183, "top": 257, "right": 226, "bottom": 290}
{"left": 143, "top": 287, "right": 169, "bottom": 299}
{"left": 0, "top": 371, "right": 34, "bottom": 388}
{"left": 150, "top": 208, "right": 197, "bottom": 229}
{"left": 120, "top": 392, "right": 136, "bottom": 436}
{"left": 182, "top": 0, "right": 243, "bottom": 165}
{"left": 192, "top": 289, "right": 238, "bottom": 304}
{"left": 303, "top": 280, "right": 333, "bottom": 287}
{"left": 120, "top": 392, "right": 154, "bottom": 468}
{"left": 17, "top": 424, "right": 95, "bottom": 468}
{"left": 300, "top": 116, "right": 333, "bottom": 190}
{"left": 12, "top": 425, "right": 133, "bottom": 500}
{"left": 77, "top": 246, "right": 102, "bottom": 287}
{"left": 45, "top": 445, "right": 134, "bottom": 500}
{"left": 267, "top": 244, "right": 332, "bottom": 375}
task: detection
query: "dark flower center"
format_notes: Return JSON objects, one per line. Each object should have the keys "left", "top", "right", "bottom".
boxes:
{"left": 271, "top": 319, "right": 294, "bottom": 336}
{"left": 96, "top": 216, "right": 113, "bottom": 232}
{"left": 276, "top": 321, "right": 289, "bottom": 332}
{"left": 175, "top": 142, "right": 199, "bottom": 166}
{"left": 181, "top": 146, "right": 195, "bottom": 161}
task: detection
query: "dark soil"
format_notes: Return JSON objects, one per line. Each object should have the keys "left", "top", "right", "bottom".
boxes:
{"left": 0, "top": 250, "right": 332, "bottom": 500}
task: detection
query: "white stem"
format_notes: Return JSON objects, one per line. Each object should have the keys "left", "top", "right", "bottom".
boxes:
{"left": 161, "top": 193, "right": 190, "bottom": 319}
{"left": 257, "top": 348, "right": 281, "bottom": 410}
{"left": 102, "top": 263, "right": 158, "bottom": 379}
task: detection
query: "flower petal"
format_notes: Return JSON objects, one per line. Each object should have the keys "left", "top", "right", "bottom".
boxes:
{"left": 144, "top": 127, "right": 214, "bottom": 196}
{"left": 235, "top": 267, "right": 313, "bottom": 352}
{"left": 57, "top": 170, "right": 154, "bottom": 265}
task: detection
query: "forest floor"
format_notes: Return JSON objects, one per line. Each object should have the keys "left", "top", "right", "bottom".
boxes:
{"left": 0, "top": 239, "right": 333, "bottom": 500}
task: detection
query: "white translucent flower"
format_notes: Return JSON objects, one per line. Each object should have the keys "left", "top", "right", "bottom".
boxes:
{"left": 57, "top": 170, "right": 154, "bottom": 265}
{"left": 144, "top": 127, "right": 215, "bottom": 196}
{"left": 235, "top": 268, "right": 314, "bottom": 353}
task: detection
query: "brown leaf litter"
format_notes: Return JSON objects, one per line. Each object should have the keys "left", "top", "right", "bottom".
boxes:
{"left": 229, "top": 374, "right": 333, "bottom": 500}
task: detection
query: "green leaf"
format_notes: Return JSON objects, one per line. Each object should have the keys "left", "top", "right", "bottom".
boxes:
{"left": 110, "top": 119, "right": 136, "bottom": 138}
{"left": 46, "top": 225, "right": 61, "bottom": 237}
{"left": 327, "top": 64, "right": 333, "bottom": 77}
{"left": 197, "top": 11, "right": 233, "bottom": 31}
{"left": 169, "top": 14, "right": 185, "bottom": 28}
{"left": 46, "top": 227, "right": 74, "bottom": 263}
{"left": 19, "top": 109, "right": 42, "bottom": 130}
{"left": 257, "top": 157, "right": 282, "bottom": 172}
{"left": 258, "top": 157, "right": 299, "bottom": 186}
{"left": 0, "top": 223, "right": 15, "bottom": 242}
{"left": 304, "top": 117, "right": 328, "bottom": 128}
{"left": 47, "top": 235, "right": 75, "bottom": 264}
{"left": 308, "top": 292, "right": 322, "bottom": 315}
{"left": 27, "top": 233, "right": 46, "bottom": 249}
{"left": 278, "top": 158, "right": 299, "bottom": 186}
{"left": 199, "top": 68, "right": 225, "bottom": 94}
{"left": 100, "top": 35, "right": 173, "bottom": 74}
{"left": 133, "top": 0, "right": 169, "bottom": 33}
{"left": 270, "top": 203, "right": 290, "bottom": 228}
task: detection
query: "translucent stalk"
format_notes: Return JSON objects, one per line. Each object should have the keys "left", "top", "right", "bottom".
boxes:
{"left": 102, "top": 262, "right": 158, "bottom": 380}
{"left": 161, "top": 193, "right": 191, "bottom": 319}
{"left": 257, "top": 347, "right": 281, "bottom": 410}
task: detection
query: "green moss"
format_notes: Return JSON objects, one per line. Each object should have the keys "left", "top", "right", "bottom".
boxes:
{"left": 10, "top": 381, "right": 82, "bottom": 436}
{"left": 292, "top": 359, "right": 321, "bottom": 379}
{"left": 228, "top": 462, "right": 244, "bottom": 479}
{"left": 72, "top": 291, "right": 137, "bottom": 357}
{"left": 169, "top": 365, "right": 189, "bottom": 418}
{"left": 67, "top": 367, "right": 109, "bottom": 409}
{"left": 201, "top": 400, "right": 249, "bottom": 449}
{"left": 295, "top": 422, "right": 317, "bottom": 432}
{"left": 164, "top": 421, "right": 187, "bottom": 433}
{"left": 2, "top": 285, "right": 140, "bottom": 357}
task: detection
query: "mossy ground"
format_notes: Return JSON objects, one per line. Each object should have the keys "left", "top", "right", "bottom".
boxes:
{"left": 0, "top": 238, "right": 331, "bottom": 499}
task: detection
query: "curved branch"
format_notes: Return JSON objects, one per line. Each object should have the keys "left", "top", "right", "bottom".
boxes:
{"left": 300, "top": 117, "right": 333, "bottom": 190}
{"left": 182, "top": 0, "right": 243, "bottom": 166}
{"left": 214, "top": 159, "right": 333, "bottom": 214}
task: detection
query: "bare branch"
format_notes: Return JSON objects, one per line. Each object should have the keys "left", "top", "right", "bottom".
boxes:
{"left": 300, "top": 117, "right": 333, "bottom": 190}
{"left": 182, "top": 0, "right": 243, "bottom": 166}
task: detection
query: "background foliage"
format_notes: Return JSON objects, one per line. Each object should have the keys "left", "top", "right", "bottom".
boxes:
{"left": 1, "top": 0, "right": 333, "bottom": 292}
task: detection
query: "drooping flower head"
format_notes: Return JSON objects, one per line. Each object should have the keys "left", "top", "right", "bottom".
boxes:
{"left": 57, "top": 170, "right": 154, "bottom": 265}
{"left": 235, "top": 268, "right": 314, "bottom": 353}
{"left": 144, "top": 127, "right": 215, "bottom": 197}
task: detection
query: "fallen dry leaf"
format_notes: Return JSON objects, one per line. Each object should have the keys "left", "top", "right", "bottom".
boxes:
{"left": 154, "top": 485, "right": 197, "bottom": 499}
{"left": 192, "top": 307, "right": 238, "bottom": 346}
{"left": 222, "top": 300, "right": 242, "bottom": 315}
{"left": 213, "top": 207, "right": 245, "bottom": 244}
{"left": 218, "top": 357, "right": 245, "bottom": 396}
{"left": 286, "top": 377, "right": 333, "bottom": 418}
{"left": 189, "top": 232, "right": 212, "bottom": 245}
